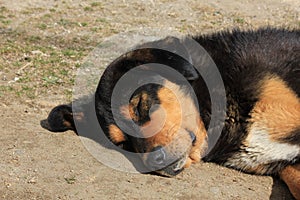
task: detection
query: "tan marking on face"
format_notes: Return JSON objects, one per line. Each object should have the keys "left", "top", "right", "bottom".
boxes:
{"left": 63, "top": 121, "right": 72, "bottom": 129}
{"left": 120, "top": 92, "right": 150, "bottom": 123}
{"left": 144, "top": 85, "right": 182, "bottom": 146}
{"left": 108, "top": 124, "right": 126, "bottom": 144}
{"left": 279, "top": 164, "right": 300, "bottom": 199}
{"left": 250, "top": 76, "right": 300, "bottom": 141}
{"left": 118, "top": 80, "right": 207, "bottom": 168}
{"left": 140, "top": 80, "right": 207, "bottom": 165}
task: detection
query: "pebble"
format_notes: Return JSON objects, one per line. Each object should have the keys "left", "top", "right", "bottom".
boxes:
{"left": 209, "top": 186, "right": 221, "bottom": 195}
{"left": 27, "top": 177, "right": 37, "bottom": 184}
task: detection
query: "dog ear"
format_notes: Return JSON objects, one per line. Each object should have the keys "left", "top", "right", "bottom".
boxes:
{"left": 168, "top": 54, "right": 199, "bottom": 80}
{"left": 157, "top": 36, "right": 199, "bottom": 80}
{"left": 40, "top": 104, "right": 84, "bottom": 133}
{"left": 137, "top": 36, "right": 199, "bottom": 81}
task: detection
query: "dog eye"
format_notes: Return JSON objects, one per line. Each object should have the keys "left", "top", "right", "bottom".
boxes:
{"left": 134, "top": 107, "right": 140, "bottom": 118}
{"left": 188, "top": 130, "right": 196, "bottom": 144}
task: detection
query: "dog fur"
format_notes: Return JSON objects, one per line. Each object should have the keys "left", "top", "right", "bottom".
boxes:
{"left": 42, "top": 28, "right": 300, "bottom": 199}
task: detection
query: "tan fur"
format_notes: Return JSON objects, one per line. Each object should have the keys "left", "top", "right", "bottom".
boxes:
{"left": 119, "top": 80, "right": 207, "bottom": 166}
{"left": 144, "top": 86, "right": 182, "bottom": 146}
{"left": 250, "top": 76, "right": 300, "bottom": 141}
{"left": 186, "top": 117, "right": 207, "bottom": 166}
{"left": 108, "top": 124, "right": 126, "bottom": 144}
{"left": 120, "top": 92, "right": 150, "bottom": 123}
{"left": 279, "top": 164, "right": 300, "bottom": 200}
{"left": 141, "top": 80, "right": 207, "bottom": 165}
{"left": 63, "top": 121, "right": 72, "bottom": 129}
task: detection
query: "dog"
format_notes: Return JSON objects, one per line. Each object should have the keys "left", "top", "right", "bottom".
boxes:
{"left": 41, "top": 28, "right": 300, "bottom": 199}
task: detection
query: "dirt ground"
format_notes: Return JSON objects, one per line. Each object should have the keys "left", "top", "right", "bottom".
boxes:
{"left": 1, "top": 0, "right": 299, "bottom": 199}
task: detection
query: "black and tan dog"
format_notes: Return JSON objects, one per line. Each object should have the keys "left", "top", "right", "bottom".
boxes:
{"left": 42, "top": 28, "right": 300, "bottom": 199}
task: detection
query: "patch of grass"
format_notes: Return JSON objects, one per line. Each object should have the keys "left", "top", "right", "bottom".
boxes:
{"left": 20, "top": 86, "right": 35, "bottom": 99}
{"left": 0, "top": 85, "right": 13, "bottom": 97}
{"left": 12, "top": 61, "right": 23, "bottom": 67}
{"left": 0, "top": 6, "right": 8, "bottom": 13}
{"left": 64, "top": 176, "right": 76, "bottom": 184}
{"left": 60, "top": 69, "right": 68, "bottom": 76}
{"left": 90, "top": 27, "right": 99, "bottom": 32}
{"left": 234, "top": 17, "right": 245, "bottom": 24}
{"left": 0, "top": 14, "right": 95, "bottom": 101}
{"left": 83, "top": 6, "right": 93, "bottom": 12}
{"left": 91, "top": 2, "right": 102, "bottom": 7}
{"left": 96, "top": 18, "right": 108, "bottom": 23}
{"left": 17, "top": 76, "right": 31, "bottom": 83}
{"left": 43, "top": 13, "right": 52, "bottom": 18}
{"left": 1, "top": 19, "right": 11, "bottom": 26}
{"left": 75, "top": 63, "right": 81, "bottom": 68}
{"left": 62, "top": 47, "right": 84, "bottom": 59}
{"left": 58, "top": 18, "right": 76, "bottom": 27}
{"left": 26, "top": 35, "right": 42, "bottom": 43}
{"left": 64, "top": 89, "right": 73, "bottom": 101}
{"left": 37, "top": 23, "right": 47, "bottom": 30}
{"left": 42, "top": 75, "right": 60, "bottom": 85}
{"left": 79, "top": 22, "right": 88, "bottom": 27}
{"left": 12, "top": 85, "right": 36, "bottom": 99}
{"left": 62, "top": 49, "right": 77, "bottom": 57}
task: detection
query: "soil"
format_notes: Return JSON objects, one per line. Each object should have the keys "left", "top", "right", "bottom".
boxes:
{"left": 0, "top": 0, "right": 299, "bottom": 199}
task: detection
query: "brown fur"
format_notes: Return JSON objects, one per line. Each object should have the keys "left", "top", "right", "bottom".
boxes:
{"left": 119, "top": 80, "right": 207, "bottom": 166}
{"left": 141, "top": 81, "right": 207, "bottom": 165}
{"left": 144, "top": 86, "right": 182, "bottom": 147}
{"left": 120, "top": 92, "right": 150, "bottom": 123}
{"left": 250, "top": 76, "right": 300, "bottom": 141}
{"left": 280, "top": 164, "right": 300, "bottom": 200}
{"left": 63, "top": 121, "right": 72, "bottom": 129}
{"left": 108, "top": 124, "right": 126, "bottom": 144}
{"left": 43, "top": 28, "right": 300, "bottom": 199}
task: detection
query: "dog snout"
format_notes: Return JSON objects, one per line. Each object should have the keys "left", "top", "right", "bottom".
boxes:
{"left": 146, "top": 146, "right": 167, "bottom": 169}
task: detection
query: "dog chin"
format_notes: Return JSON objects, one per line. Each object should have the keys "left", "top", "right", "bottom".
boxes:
{"left": 154, "top": 155, "right": 188, "bottom": 177}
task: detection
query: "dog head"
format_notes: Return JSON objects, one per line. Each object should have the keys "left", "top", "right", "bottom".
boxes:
{"left": 95, "top": 37, "right": 208, "bottom": 176}
{"left": 42, "top": 37, "right": 208, "bottom": 176}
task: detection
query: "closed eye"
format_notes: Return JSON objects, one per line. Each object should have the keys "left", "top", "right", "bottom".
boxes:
{"left": 188, "top": 130, "right": 196, "bottom": 145}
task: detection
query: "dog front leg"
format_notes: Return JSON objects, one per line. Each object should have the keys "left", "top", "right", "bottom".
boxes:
{"left": 279, "top": 163, "right": 300, "bottom": 200}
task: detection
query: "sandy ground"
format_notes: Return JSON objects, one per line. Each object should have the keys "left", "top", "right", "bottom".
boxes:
{"left": 1, "top": 0, "right": 299, "bottom": 199}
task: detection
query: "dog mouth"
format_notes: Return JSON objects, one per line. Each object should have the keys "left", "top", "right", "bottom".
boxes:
{"left": 154, "top": 155, "right": 188, "bottom": 177}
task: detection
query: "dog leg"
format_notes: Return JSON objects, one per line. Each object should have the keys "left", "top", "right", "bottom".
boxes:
{"left": 279, "top": 163, "right": 300, "bottom": 200}
{"left": 184, "top": 148, "right": 201, "bottom": 168}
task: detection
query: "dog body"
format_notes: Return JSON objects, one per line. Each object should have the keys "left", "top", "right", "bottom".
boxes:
{"left": 43, "top": 28, "right": 300, "bottom": 198}
{"left": 193, "top": 29, "right": 300, "bottom": 175}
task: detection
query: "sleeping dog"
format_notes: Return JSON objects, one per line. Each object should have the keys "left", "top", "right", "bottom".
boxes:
{"left": 42, "top": 28, "right": 300, "bottom": 199}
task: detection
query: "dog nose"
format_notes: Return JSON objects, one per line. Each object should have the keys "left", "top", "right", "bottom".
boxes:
{"left": 146, "top": 146, "right": 166, "bottom": 169}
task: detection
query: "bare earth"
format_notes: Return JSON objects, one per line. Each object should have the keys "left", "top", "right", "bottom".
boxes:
{"left": 1, "top": 0, "right": 299, "bottom": 199}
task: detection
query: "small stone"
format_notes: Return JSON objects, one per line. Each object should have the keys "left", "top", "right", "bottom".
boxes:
{"left": 210, "top": 186, "right": 220, "bottom": 195}
{"left": 28, "top": 177, "right": 37, "bottom": 184}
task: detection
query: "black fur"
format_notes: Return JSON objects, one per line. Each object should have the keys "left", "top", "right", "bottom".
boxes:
{"left": 40, "top": 104, "right": 75, "bottom": 132}
{"left": 94, "top": 46, "right": 200, "bottom": 140}
{"left": 194, "top": 28, "right": 300, "bottom": 169}
{"left": 42, "top": 27, "right": 299, "bottom": 175}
